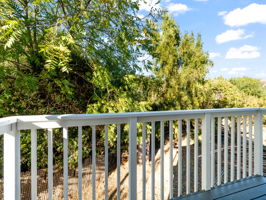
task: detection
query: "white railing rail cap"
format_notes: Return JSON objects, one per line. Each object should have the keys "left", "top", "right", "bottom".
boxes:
{"left": 0, "top": 116, "right": 17, "bottom": 127}
{"left": 17, "top": 107, "right": 264, "bottom": 122}
{"left": 0, "top": 107, "right": 265, "bottom": 127}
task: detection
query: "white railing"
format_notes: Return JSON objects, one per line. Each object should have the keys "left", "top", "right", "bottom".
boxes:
{"left": 0, "top": 108, "right": 265, "bottom": 200}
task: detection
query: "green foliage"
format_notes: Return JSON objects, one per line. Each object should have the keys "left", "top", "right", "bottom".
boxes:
{"left": 145, "top": 14, "right": 212, "bottom": 111}
{"left": 229, "top": 77, "right": 266, "bottom": 98}
{"left": 0, "top": 0, "right": 158, "bottom": 171}
{"left": 204, "top": 77, "right": 246, "bottom": 108}
{"left": 204, "top": 77, "right": 265, "bottom": 109}
{"left": 0, "top": 0, "right": 154, "bottom": 116}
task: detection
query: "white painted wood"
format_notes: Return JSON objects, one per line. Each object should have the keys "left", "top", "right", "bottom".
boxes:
{"left": 117, "top": 124, "right": 121, "bottom": 200}
{"left": 16, "top": 130, "right": 21, "bottom": 200}
{"left": 169, "top": 120, "right": 173, "bottom": 198}
{"left": 104, "top": 125, "right": 109, "bottom": 200}
{"left": 230, "top": 117, "right": 235, "bottom": 182}
{"left": 242, "top": 116, "right": 247, "bottom": 178}
{"left": 254, "top": 111, "right": 263, "bottom": 175}
{"left": 92, "top": 126, "right": 96, "bottom": 200}
{"left": 202, "top": 114, "right": 211, "bottom": 190}
{"left": 15, "top": 107, "right": 261, "bottom": 122}
{"left": 0, "top": 116, "right": 17, "bottom": 127}
{"left": 210, "top": 118, "right": 215, "bottom": 187}
{"left": 63, "top": 127, "right": 68, "bottom": 200}
{"left": 15, "top": 108, "right": 262, "bottom": 130}
{"left": 139, "top": 114, "right": 204, "bottom": 123}
{"left": 209, "top": 111, "right": 255, "bottom": 118}
{"left": 237, "top": 117, "right": 241, "bottom": 180}
{"left": 160, "top": 121, "right": 164, "bottom": 200}
{"left": 0, "top": 124, "right": 11, "bottom": 135}
{"left": 31, "top": 129, "right": 38, "bottom": 200}
{"left": 48, "top": 128, "right": 53, "bottom": 200}
{"left": 78, "top": 127, "right": 82, "bottom": 200}
{"left": 194, "top": 119, "right": 199, "bottom": 192}
{"left": 151, "top": 121, "right": 155, "bottom": 200}
{"left": 224, "top": 117, "right": 228, "bottom": 183}
{"left": 178, "top": 120, "right": 182, "bottom": 196}
{"left": 4, "top": 123, "right": 20, "bottom": 200}
{"left": 186, "top": 120, "right": 191, "bottom": 194}
{"left": 129, "top": 118, "right": 137, "bottom": 200}
{"left": 248, "top": 115, "right": 253, "bottom": 177}
{"left": 217, "top": 117, "right": 222, "bottom": 185}
{"left": 17, "top": 119, "right": 128, "bottom": 130}
{"left": 1, "top": 107, "right": 265, "bottom": 199}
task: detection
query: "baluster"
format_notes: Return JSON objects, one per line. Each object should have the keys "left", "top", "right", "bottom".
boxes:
{"left": 217, "top": 117, "right": 222, "bottom": 185}
{"left": 186, "top": 120, "right": 190, "bottom": 194}
{"left": 178, "top": 120, "right": 182, "bottom": 196}
{"left": 243, "top": 116, "right": 247, "bottom": 178}
{"left": 202, "top": 114, "right": 211, "bottom": 190}
{"left": 169, "top": 120, "right": 173, "bottom": 198}
{"left": 224, "top": 117, "right": 228, "bottom": 183}
{"left": 129, "top": 118, "right": 137, "bottom": 200}
{"left": 211, "top": 118, "right": 215, "bottom": 187}
{"left": 160, "top": 121, "right": 164, "bottom": 200}
{"left": 230, "top": 117, "right": 235, "bottom": 182}
{"left": 31, "top": 129, "right": 38, "bottom": 200}
{"left": 92, "top": 126, "right": 96, "bottom": 200}
{"left": 194, "top": 119, "right": 199, "bottom": 191}
{"left": 48, "top": 128, "right": 53, "bottom": 200}
{"left": 237, "top": 117, "right": 241, "bottom": 180}
{"left": 151, "top": 121, "right": 155, "bottom": 200}
{"left": 63, "top": 127, "right": 68, "bottom": 200}
{"left": 248, "top": 116, "right": 253, "bottom": 176}
{"left": 117, "top": 124, "right": 121, "bottom": 200}
{"left": 104, "top": 125, "right": 108, "bottom": 200}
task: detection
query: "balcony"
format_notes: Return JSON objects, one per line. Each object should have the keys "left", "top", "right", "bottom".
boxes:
{"left": 0, "top": 108, "right": 265, "bottom": 200}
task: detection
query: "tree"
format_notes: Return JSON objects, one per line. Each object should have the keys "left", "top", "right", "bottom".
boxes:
{"left": 145, "top": 14, "right": 212, "bottom": 110}
{"left": 0, "top": 0, "right": 159, "bottom": 171}
{"left": 204, "top": 77, "right": 263, "bottom": 109}
{"left": 229, "top": 77, "right": 266, "bottom": 98}
{"left": 0, "top": 0, "right": 155, "bottom": 116}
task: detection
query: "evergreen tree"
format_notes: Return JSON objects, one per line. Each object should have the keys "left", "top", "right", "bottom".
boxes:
{"left": 146, "top": 14, "right": 212, "bottom": 110}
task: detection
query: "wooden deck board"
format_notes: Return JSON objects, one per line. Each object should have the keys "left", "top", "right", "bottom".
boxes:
{"left": 172, "top": 176, "right": 266, "bottom": 200}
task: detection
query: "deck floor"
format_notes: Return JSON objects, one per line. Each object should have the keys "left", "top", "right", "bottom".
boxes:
{"left": 173, "top": 176, "right": 266, "bottom": 200}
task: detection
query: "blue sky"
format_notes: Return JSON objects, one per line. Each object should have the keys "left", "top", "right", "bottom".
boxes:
{"left": 139, "top": 0, "right": 266, "bottom": 79}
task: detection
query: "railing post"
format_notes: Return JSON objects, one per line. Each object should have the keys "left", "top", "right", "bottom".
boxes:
{"left": 254, "top": 110, "right": 263, "bottom": 176}
{"left": 129, "top": 118, "right": 137, "bottom": 200}
{"left": 4, "top": 123, "right": 20, "bottom": 200}
{"left": 202, "top": 113, "right": 211, "bottom": 190}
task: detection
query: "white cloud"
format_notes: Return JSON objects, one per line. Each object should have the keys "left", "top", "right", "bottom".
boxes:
{"left": 167, "top": 3, "right": 190, "bottom": 15}
{"left": 225, "top": 45, "right": 260, "bottom": 59}
{"left": 220, "top": 67, "right": 248, "bottom": 75}
{"left": 209, "top": 52, "right": 221, "bottom": 58}
{"left": 228, "top": 71, "right": 244, "bottom": 75}
{"left": 139, "top": 0, "right": 161, "bottom": 12}
{"left": 215, "top": 29, "right": 253, "bottom": 44}
{"left": 231, "top": 67, "right": 248, "bottom": 72}
{"left": 255, "top": 72, "right": 266, "bottom": 78}
{"left": 221, "top": 68, "right": 229, "bottom": 72}
{"left": 228, "top": 67, "right": 248, "bottom": 75}
{"left": 218, "top": 11, "right": 227, "bottom": 16}
{"left": 223, "top": 3, "right": 266, "bottom": 27}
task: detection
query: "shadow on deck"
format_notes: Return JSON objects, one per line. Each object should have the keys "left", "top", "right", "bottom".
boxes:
{"left": 172, "top": 176, "right": 266, "bottom": 200}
